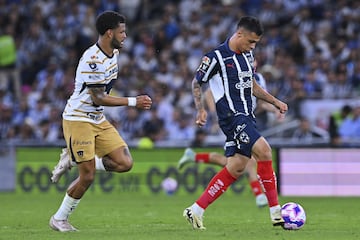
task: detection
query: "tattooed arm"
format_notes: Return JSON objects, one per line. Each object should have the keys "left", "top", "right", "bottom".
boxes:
{"left": 89, "top": 86, "right": 127, "bottom": 106}
{"left": 192, "top": 78, "right": 208, "bottom": 127}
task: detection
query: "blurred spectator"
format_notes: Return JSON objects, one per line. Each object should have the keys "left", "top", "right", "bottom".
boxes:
{"left": 161, "top": 9, "right": 180, "bottom": 42}
{"left": 36, "top": 106, "right": 62, "bottom": 142}
{"left": 278, "top": 64, "right": 306, "bottom": 119}
{"left": 328, "top": 104, "right": 353, "bottom": 146}
{"left": 117, "top": 108, "right": 146, "bottom": 140}
{"left": 350, "top": 59, "right": 360, "bottom": 92}
{"left": 0, "top": 106, "right": 14, "bottom": 140}
{"left": 136, "top": 46, "right": 158, "bottom": 72}
{"left": 338, "top": 105, "right": 360, "bottom": 144}
{"left": 291, "top": 117, "right": 323, "bottom": 143}
{"left": 118, "top": 0, "right": 141, "bottom": 22}
{"left": 17, "top": 21, "right": 50, "bottom": 87}
{"left": 34, "top": 57, "right": 64, "bottom": 92}
{"left": 191, "top": 128, "right": 208, "bottom": 148}
{"left": 302, "top": 69, "right": 323, "bottom": 99}
{"left": 27, "top": 98, "right": 51, "bottom": 126}
{"left": 12, "top": 96, "right": 30, "bottom": 135}
{"left": 0, "top": 88, "right": 12, "bottom": 108}
{"left": 13, "top": 119, "right": 38, "bottom": 142}
{"left": 0, "top": 24, "right": 20, "bottom": 100}
{"left": 167, "top": 108, "right": 195, "bottom": 141}
{"left": 153, "top": 83, "right": 174, "bottom": 130}
{"left": 142, "top": 106, "right": 167, "bottom": 143}
{"left": 335, "top": 69, "right": 354, "bottom": 99}
{"left": 322, "top": 71, "right": 338, "bottom": 99}
{"left": 284, "top": 27, "right": 306, "bottom": 65}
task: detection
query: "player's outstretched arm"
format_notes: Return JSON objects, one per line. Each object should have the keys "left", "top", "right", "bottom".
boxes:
{"left": 192, "top": 78, "right": 207, "bottom": 127}
{"left": 89, "top": 86, "right": 152, "bottom": 109}
{"left": 253, "top": 80, "right": 287, "bottom": 115}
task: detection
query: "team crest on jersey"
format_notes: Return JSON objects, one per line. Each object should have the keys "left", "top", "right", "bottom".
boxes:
{"left": 89, "top": 62, "right": 97, "bottom": 69}
{"left": 77, "top": 150, "right": 84, "bottom": 157}
{"left": 235, "top": 132, "right": 250, "bottom": 148}
{"left": 198, "top": 56, "right": 211, "bottom": 72}
{"left": 239, "top": 132, "right": 250, "bottom": 143}
{"left": 234, "top": 124, "right": 250, "bottom": 145}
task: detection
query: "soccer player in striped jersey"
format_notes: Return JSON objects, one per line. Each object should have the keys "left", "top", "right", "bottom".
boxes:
{"left": 178, "top": 70, "right": 281, "bottom": 209}
{"left": 49, "top": 11, "right": 152, "bottom": 232}
{"left": 183, "top": 16, "right": 288, "bottom": 230}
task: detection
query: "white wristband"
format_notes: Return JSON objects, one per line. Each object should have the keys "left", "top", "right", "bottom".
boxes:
{"left": 128, "top": 97, "right": 137, "bottom": 107}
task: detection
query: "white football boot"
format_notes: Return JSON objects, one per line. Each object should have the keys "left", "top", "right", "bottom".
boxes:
{"left": 270, "top": 205, "right": 285, "bottom": 227}
{"left": 49, "top": 215, "right": 77, "bottom": 232}
{"left": 255, "top": 193, "right": 268, "bottom": 208}
{"left": 183, "top": 207, "right": 206, "bottom": 230}
{"left": 51, "top": 148, "right": 73, "bottom": 183}
{"left": 177, "top": 148, "right": 195, "bottom": 170}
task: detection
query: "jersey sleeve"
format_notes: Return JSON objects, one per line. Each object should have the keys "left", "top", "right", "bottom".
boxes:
{"left": 78, "top": 53, "right": 106, "bottom": 85}
{"left": 195, "top": 53, "right": 218, "bottom": 85}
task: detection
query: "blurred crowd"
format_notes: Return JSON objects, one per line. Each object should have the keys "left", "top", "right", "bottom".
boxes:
{"left": 0, "top": 0, "right": 359, "bottom": 147}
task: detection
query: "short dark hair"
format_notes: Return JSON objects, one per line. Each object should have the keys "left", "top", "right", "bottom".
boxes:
{"left": 95, "top": 11, "right": 126, "bottom": 35}
{"left": 341, "top": 104, "right": 352, "bottom": 114}
{"left": 237, "top": 16, "right": 263, "bottom": 36}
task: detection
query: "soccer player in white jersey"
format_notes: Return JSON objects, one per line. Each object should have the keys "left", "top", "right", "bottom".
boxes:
{"left": 182, "top": 16, "right": 288, "bottom": 230}
{"left": 178, "top": 69, "right": 281, "bottom": 209}
{"left": 49, "top": 11, "right": 152, "bottom": 232}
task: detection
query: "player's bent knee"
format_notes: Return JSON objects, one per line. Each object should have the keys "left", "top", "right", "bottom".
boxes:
{"left": 112, "top": 157, "right": 133, "bottom": 173}
{"left": 253, "top": 148, "right": 272, "bottom": 161}
{"left": 80, "top": 173, "right": 95, "bottom": 185}
{"left": 121, "top": 158, "right": 133, "bottom": 172}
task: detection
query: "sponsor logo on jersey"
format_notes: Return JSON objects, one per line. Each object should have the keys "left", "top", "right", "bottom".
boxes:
{"left": 198, "top": 56, "right": 211, "bottom": 72}
{"left": 235, "top": 80, "right": 252, "bottom": 89}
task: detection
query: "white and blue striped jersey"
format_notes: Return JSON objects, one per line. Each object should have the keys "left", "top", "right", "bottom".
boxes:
{"left": 195, "top": 38, "right": 257, "bottom": 121}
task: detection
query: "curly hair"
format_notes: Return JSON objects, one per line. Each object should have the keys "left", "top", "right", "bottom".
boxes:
{"left": 95, "top": 11, "right": 126, "bottom": 35}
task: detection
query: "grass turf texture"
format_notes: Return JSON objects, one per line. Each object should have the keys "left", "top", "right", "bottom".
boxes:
{"left": 1, "top": 191, "right": 359, "bottom": 240}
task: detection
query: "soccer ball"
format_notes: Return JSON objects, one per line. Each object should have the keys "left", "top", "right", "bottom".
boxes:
{"left": 281, "top": 202, "right": 306, "bottom": 230}
{"left": 161, "top": 177, "right": 178, "bottom": 195}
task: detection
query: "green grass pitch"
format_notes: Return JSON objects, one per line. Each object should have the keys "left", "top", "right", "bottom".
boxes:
{"left": 1, "top": 190, "right": 359, "bottom": 240}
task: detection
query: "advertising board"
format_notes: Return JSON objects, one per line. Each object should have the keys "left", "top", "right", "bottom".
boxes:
{"left": 16, "top": 147, "right": 250, "bottom": 195}
{"left": 279, "top": 148, "right": 360, "bottom": 196}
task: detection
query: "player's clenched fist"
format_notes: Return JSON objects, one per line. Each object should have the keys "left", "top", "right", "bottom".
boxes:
{"left": 136, "top": 95, "right": 152, "bottom": 109}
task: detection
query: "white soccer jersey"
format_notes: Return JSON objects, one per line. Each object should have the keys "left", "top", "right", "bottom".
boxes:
{"left": 63, "top": 43, "right": 119, "bottom": 124}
